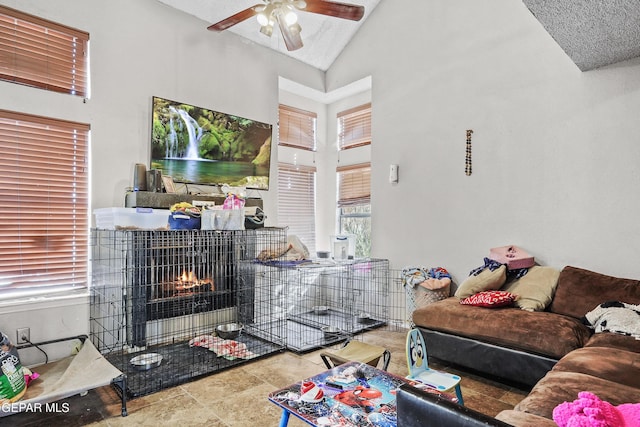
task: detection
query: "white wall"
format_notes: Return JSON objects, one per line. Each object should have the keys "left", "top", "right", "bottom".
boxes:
{"left": 327, "top": 0, "right": 640, "bottom": 284}
{"left": 0, "top": 0, "right": 323, "bottom": 362}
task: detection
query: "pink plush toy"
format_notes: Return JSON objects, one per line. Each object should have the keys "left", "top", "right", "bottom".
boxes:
{"left": 552, "top": 391, "right": 640, "bottom": 427}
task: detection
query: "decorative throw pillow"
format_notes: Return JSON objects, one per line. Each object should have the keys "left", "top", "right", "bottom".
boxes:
{"left": 454, "top": 265, "right": 507, "bottom": 299}
{"left": 460, "top": 290, "right": 517, "bottom": 308}
{"left": 501, "top": 266, "right": 560, "bottom": 311}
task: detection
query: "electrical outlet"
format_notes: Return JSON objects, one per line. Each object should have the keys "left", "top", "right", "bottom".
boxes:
{"left": 17, "top": 327, "right": 30, "bottom": 344}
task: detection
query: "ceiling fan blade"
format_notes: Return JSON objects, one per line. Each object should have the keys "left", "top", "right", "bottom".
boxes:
{"left": 301, "top": 0, "right": 365, "bottom": 21}
{"left": 207, "top": 4, "right": 263, "bottom": 31}
{"left": 276, "top": 12, "right": 303, "bottom": 51}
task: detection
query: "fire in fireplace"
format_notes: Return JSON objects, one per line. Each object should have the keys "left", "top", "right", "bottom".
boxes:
{"left": 160, "top": 270, "right": 214, "bottom": 297}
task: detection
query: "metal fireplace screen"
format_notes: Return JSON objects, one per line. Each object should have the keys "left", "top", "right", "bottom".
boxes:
{"left": 90, "top": 228, "right": 288, "bottom": 397}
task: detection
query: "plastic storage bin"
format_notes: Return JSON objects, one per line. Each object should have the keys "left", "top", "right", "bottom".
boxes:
{"left": 94, "top": 207, "right": 170, "bottom": 230}
{"left": 201, "top": 209, "right": 244, "bottom": 230}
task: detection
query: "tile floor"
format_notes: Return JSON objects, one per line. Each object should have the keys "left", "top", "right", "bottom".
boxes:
{"left": 8, "top": 329, "right": 529, "bottom": 426}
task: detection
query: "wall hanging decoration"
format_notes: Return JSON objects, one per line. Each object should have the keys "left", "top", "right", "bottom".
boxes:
{"left": 465, "top": 129, "right": 473, "bottom": 176}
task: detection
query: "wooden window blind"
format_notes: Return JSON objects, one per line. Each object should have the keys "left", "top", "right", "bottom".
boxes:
{"left": 338, "top": 103, "right": 371, "bottom": 150}
{"left": 278, "top": 104, "right": 317, "bottom": 151}
{"left": 277, "top": 163, "right": 316, "bottom": 253}
{"left": 0, "top": 109, "right": 90, "bottom": 297}
{"left": 0, "top": 5, "right": 89, "bottom": 97}
{"left": 337, "top": 163, "right": 371, "bottom": 207}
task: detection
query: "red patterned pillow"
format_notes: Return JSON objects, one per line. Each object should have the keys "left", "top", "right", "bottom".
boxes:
{"left": 460, "top": 290, "right": 516, "bottom": 308}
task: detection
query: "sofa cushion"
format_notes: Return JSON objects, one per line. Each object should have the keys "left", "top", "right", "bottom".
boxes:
{"left": 454, "top": 266, "right": 507, "bottom": 299}
{"left": 412, "top": 297, "right": 591, "bottom": 359}
{"left": 501, "top": 266, "right": 560, "bottom": 311}
{"left": 460, "top": 290, "right": 517, "bottom": 308}
{"left": 548, "top": 266, "right": 640, "bottom": 320}
{"left": 514, "top": 371, "right": 640, "bottom": 419}
{"left": 495, "top": 410, "right": 557, "bottom": 426}
{"left": 550, "top": 346, "right": 640, "bottom": 389}
{"left": 585, "top": 331, "right": 640, "bottom": 353}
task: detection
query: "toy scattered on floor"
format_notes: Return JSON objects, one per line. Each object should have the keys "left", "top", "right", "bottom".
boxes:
{"left": 299, "top": 381, "right": 324, "bottom": 403}
{"left": 23, "top": 367, "right": 39, "bottom": 387}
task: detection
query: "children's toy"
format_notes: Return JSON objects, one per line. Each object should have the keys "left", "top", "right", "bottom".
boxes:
{"left": 406, "top": 328, "right": 464, "bottom": 405}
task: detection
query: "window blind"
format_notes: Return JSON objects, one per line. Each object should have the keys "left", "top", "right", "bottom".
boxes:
{"left": 337, "top": 162, "right": 371, "bottom": 207}
{"left": 278, "top": 104, "right": 317, "bottom": 151}
{"left": 0, "top": 109, "right": 90, "bottom": 297}
{"left": 338, "top": 103, "right": 371, "bottom": 150}
{"left": 277, "top": 163, "right": 316, "bottom": 253}
{"left": 0, "top": 5, "right": 89, "bottom": 97}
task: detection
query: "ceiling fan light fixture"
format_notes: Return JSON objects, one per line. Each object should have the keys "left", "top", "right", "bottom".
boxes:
{"left": 208, "top": 0, "right": 365, "bottom": 52}
{"left": 288, "top": 22, "right": 301, "bottom": 34}
{"left": 284, "top": 9, "right": 298, "bottom": 26}
{"left": 256, "top": 12, "right": 270, "bottom": 26}
{"left": 260, "top": 24, "right": 274, "bottom": 37}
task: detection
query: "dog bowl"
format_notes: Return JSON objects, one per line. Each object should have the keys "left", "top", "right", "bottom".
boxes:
{"left": 130, "top": 353, "right": 163, "bottom": 371}
{"left": 356, "top": 312, "right": 372, "bottom": 323}
{"left": 313, "top": 305, "right": 329, "bottom": 315}
{"left": 321, "top": 326, "right": 341, "bottom": 339}
{"left": 216, "top": 323, "right": 243, "bottom": 340}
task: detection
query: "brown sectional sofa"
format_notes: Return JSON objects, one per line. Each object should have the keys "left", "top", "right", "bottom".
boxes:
{"left": 398, "top": 265, "right": 640, "bottom": 426}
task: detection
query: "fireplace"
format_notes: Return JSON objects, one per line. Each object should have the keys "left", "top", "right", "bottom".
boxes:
{"left": 90, "top": 228, "right": 288, "bottom": 397}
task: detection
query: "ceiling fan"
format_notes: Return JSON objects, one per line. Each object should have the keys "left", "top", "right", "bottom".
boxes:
{"left": 207, "top": 0, "right": 365, "bottom": 51}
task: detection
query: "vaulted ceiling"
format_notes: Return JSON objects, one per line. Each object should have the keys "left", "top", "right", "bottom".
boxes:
{"left": 155, "top": 0, "right": 382, "bottom": 71}
{"left": 155, "top": 0, "right": 640, "bottom": 72}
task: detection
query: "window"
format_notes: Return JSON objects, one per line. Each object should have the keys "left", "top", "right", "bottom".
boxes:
{"left": 278, "top": 104, "right": 317, "bottom": 151}
{"left": 337, "top": 163, "right": 371, "bottom": 258}
{"left": 338, "top": 103, "right": 371, "bottom": 150}
{"left": 0, "top": 110, "right": 90, "bottom": 299}
{"left": 0, "top": 5, "right": 89, "bottom": 97}
{"left": 278, "top": 163, "right": 316, "bottom": 254}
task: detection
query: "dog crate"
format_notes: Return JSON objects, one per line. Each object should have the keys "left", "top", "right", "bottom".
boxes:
{"left": 89, "top": 228, "right": 287, "bottom": 398}
{"left": 254, "top": 259, "right": 397, "bottom": 352}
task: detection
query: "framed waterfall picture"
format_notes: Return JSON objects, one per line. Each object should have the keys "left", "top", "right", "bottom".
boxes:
{"left": 150, "top": 96, "right": 273, "bottom": 190}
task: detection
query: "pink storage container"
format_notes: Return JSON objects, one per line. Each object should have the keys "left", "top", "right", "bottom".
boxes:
{"left": 489, "top": 245, "right": 535, "bottom": 270}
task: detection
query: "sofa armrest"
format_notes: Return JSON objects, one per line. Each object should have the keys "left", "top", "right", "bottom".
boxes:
{"left": 396, "top": 384, "right": 513, "bottom": 427}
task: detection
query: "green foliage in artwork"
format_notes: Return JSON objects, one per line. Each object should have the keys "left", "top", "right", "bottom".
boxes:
{"left": 151, "top": 99, "right": 271, "bottom": 163}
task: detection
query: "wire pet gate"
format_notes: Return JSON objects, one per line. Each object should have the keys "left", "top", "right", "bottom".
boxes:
{"left": 90, "top": 228, "right": 288, "bottom": 398}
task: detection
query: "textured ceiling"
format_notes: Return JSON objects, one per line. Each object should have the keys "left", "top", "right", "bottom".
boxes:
{"left": 155, "top": 0, "right": 381, "bottom": 71}
{"left": 522, "top": 0, "right": 640, "bottom": 71}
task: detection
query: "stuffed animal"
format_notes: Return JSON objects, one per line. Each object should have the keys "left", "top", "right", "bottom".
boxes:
{"left": 552, "top": 391, "right": 640, "bottom": 427}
